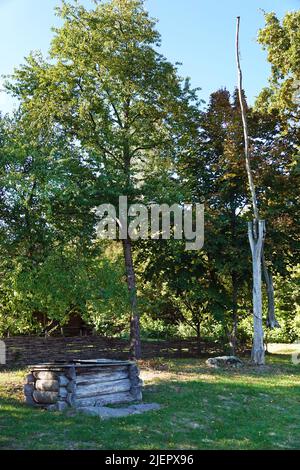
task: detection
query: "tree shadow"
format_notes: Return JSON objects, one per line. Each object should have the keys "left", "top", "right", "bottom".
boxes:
{"left": 0, "top": 357, "right": 299, "bottom": 450}
{"left": 141, "top": 354, "right": 299, "bottom": 380}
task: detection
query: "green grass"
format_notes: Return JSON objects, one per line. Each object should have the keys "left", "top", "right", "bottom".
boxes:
{"left": 0, "top": 347, "right": 300, "bottom": 450}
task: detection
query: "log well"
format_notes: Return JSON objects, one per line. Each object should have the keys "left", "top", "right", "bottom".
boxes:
{"left": 24, "top": 359, "right": 143, "bottom": 411}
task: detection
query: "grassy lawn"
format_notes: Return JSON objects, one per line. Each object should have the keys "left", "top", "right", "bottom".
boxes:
{"left": 0, "top": 346, "right": 299, "bottom": 450}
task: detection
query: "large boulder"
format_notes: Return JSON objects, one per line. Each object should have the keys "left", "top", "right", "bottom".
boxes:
{"left": 206, "top": 356, "right": 243, "bottom": 369}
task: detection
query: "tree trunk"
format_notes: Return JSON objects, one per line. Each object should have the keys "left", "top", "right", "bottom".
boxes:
{"left": 122, "top": 238, "right": 141, "bottom": 360}
{"left": 262, "top": 249, "right": 280, "bottom": 329}
{"left": 230, "top": 272, "right": 238, "bottom": 356}
{"left": 236, "top": 18, "right": 265, "bottom": 365}
{"left": 196, "top": 322, "right": 201, "bottom": 355}
{"left": 236, "top": 18, "right": 259, "bottom": 222}
{"left": 248, "top": 220, "right": 265, "bottom": 365}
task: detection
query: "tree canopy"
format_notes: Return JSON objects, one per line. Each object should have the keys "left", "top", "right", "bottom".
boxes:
{"left": 0, "top": 2, "right": 298, "bottom": 357}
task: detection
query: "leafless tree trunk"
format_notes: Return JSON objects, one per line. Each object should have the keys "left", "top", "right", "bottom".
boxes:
{"left": 248, "top": 220, "right": 265, "bottom": 364}
{"left": 236, "top": 16, "right": 265, "bottom": 365}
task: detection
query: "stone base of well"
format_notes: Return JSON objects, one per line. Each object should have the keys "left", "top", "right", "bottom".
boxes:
{"left": 24, "top": 359, "right": 142, "bottom": 411}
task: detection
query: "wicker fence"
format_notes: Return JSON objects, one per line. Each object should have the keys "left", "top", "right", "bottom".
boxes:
{"left": 0, "top": 335, "right": 222, "bottom": 368}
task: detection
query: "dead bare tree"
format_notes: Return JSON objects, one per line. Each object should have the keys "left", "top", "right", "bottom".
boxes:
{"left": 236, "top": 16, "right": 265, "bottom": 365}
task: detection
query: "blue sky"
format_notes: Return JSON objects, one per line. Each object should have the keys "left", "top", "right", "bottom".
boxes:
{"left": 0, "top": 0, "right": 299, "bottom": 113}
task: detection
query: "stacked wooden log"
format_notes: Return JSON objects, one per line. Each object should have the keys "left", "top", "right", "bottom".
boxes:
{"left": 24, "top": 366, "right": 76, "bottom": 411}
{"left": 24, "top": 360, "right": 142, "bottom": 411}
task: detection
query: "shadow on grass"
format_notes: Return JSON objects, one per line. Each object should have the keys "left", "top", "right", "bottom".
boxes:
{"left": 0, "top": 361, "right": 300, "bottom": 450}
{"left": 141, "top": 354, "right": 299, "bottom": 380}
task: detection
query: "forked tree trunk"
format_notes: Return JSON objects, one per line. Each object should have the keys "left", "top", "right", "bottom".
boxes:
{"left": 248, "top": 220, "right": 265, "bottom": 365}
{"left": 236, "top": 17, "right": 265, "bottom": 364}
{"left": 122, "top": 238, "right": 141, "bottom": 360}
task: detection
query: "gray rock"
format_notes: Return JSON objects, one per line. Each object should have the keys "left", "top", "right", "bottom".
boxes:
{"left": 206, "top": 356, "right": 243, "bottom": 368}
{"left": 78, "top": 403, "right": 161, "bottom": 419}
{"left": 129, "top": 403, "right": 161, "bottom": 414}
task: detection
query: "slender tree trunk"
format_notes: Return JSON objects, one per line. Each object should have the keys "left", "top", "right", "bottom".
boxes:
{"left": 122, "top": 118, "right": 142, "bottom": 359}
{"left": 230, "top": 204, "right": 238, "bottom": 356}
{"left": 122, "top": 238, "right": 141, "bottom": 360}
{"left": 196, "top": 321, "right": 201, "bottom": 355}
{"left": 230, "top": 272, "right": 238, "bottom": 356}
{"left": 262, "top": 249, "right": 279, "bottom": 328}
{"left": 248, "top": 220, "right": 265, "bottom": 364}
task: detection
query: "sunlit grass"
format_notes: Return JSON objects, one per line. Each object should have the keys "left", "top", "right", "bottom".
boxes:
{"left": 0, "top": 348, "right": 299, "bottom": 450}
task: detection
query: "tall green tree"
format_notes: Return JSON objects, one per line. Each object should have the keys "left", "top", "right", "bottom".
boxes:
{"left": 176, "top": 87, "right": 299, "bottom": 353}
{"left": 6, "top": 0, "right": 199, "bottom": 358}
{"left": 0, "top": 114, "right": 130, "bottom": 336}
{"left": 256, "top": 10, "right": 300, "bottom": 334}
{"left": 137, "top": 238, "right": 228, "bottom": 349}
{"left": 178, "top": 89, "right": 251, "bottom": 353}
{"left": 257, "top": 11, "right": 300, "bottom": 123}
{"left": 256, "top": 10, "right": 300, "bottom": 176}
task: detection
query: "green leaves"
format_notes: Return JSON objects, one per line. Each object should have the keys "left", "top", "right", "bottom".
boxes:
{"left": 257, "top": 11, "right": 300, "bottom": 122}
{"left": 7, "top": 0, "right": 200, "bottom": 195}
{"left": 1, "top": 0, "right": 201, "bottom": 338}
